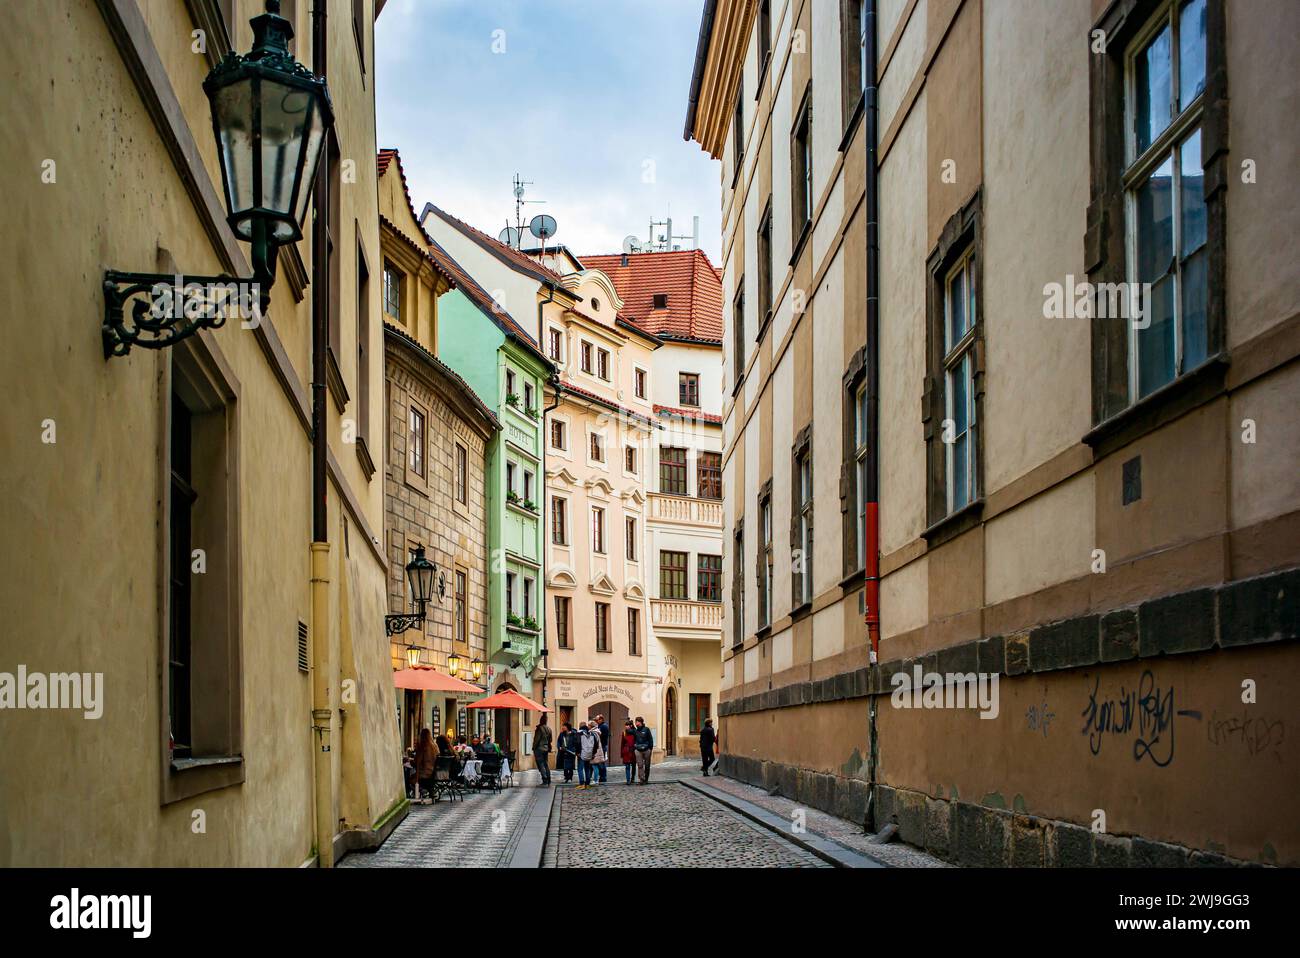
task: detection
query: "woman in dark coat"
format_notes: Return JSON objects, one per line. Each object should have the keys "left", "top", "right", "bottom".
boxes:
{"left": 556, "top": 723, "right": 577, "bottom": 783}
{"left": 620, "top": 720, "right": 637, "bottom": 785}
{"left": 415, "top": 728, "right": 438, "bottom": 803}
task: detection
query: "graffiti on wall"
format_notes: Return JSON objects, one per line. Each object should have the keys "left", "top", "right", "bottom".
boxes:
{"left": 1207, "top": 708, "right": 1286, "bottom": 762}
{"left": 1079, "top": 670, "right": 1202, "bottom": 767}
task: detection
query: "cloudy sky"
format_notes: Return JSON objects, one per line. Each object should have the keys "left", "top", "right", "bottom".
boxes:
{"left": 375, "top": 0, "right": 722, "bottom": 263}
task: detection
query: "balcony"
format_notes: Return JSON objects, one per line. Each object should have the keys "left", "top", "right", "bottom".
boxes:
{"left": 650, "top": 599, "right": 723, "bottom": 641}
{"left": 648, "top": 493, "right": 722, "bottom": 528}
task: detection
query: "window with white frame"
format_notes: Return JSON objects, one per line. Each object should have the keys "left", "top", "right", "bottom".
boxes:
{"left": 943, "top": 250, "right": 977, "bottom": 513}
{"left": 591, "top": 506, "right": 606, "bottom": 554}
{"left": 1125, "top": 0, "right": 1208, "bottom": 399}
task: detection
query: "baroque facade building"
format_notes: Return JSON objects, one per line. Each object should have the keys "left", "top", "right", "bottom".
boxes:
{"left": 582, "top": 250, "right": 727, "bottom": 756}
{"left": 687, "top": 0, "right": 1300, "bottom": 865}
{"left": 0, "top": 0, "right": 404, "bottom": 865}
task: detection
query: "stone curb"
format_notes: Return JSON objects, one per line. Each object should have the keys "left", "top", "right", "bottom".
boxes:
{"left": 681, "top": 779, "right": 886, "bottom": 869}
{"left": 508, "top": 785, "right": 557, "bottom": 869}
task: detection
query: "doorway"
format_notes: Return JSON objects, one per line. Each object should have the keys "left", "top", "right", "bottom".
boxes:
{"left": 665, "top": 687, "right": 677, "bottom": 756}
{"left": 590, "top": 700, "right": 629, "bottom": 765}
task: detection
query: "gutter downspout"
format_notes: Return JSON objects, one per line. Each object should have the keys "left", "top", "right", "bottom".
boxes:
{"left": 863, "top": 0, "right": 882, "bottom": 835}
{"left": 309, "top": 0, "right": 335, "bottom": 868}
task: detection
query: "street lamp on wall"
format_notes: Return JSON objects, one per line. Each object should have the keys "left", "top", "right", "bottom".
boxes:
{"left": 405, "top": 646, "right": 422, "bottom": 669}
{"left": 470, "top": 659, "right": 484, "bottom": 680}
{"left": 447, "top": 652, "right": 462, "bottom": 677}
{"left": 386, "top": 545, "right": 444, "bottom": 637}
{"left": 102, "top": 0, "right": 333, "bottom": 357}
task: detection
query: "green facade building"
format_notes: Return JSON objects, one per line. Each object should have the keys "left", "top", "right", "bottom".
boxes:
{"left": 426, "top": 235, "right": 553, "bottom": 759}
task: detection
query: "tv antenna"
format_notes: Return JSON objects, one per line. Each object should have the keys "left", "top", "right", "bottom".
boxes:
{"left": 647, "top": 215, "right": 700, "bottom": 252}
{"left": 511, "top": 173, "right": 546, "bottom": 246}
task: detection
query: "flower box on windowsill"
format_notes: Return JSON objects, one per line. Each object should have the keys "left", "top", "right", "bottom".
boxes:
{"left": 506, "top": 393, "right": 521, "bottom": 408}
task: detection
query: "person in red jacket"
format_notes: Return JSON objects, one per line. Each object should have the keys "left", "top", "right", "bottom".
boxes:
{"left": 620, "top": 719, "right": 637, "bottom": 784}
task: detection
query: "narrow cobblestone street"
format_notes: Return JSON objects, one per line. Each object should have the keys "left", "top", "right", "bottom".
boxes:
{"left": 341, "top": 783, "right": 541, "bottom": 868}
{"left": 542, "top": 776, "right": 828, "bottom": 868}
{"left": 341, "top": 760, "right": 835, "bottom": 868}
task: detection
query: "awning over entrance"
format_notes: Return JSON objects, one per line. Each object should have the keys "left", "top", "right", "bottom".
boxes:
{"left": 466, "top": 689, "right": 548, "bottom": 712}
{"left": 391, "top": 667, "right": 484, "bottom": 694}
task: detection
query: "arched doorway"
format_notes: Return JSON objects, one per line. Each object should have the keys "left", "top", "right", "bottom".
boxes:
{"left": 665, "top": 687, "right": 677, "bottom": 756}
{"left": 494, "top": 681, "right": 516, "bottom": 756}
{"left": 590, "top": 700, "right": 629, "bottom": 765}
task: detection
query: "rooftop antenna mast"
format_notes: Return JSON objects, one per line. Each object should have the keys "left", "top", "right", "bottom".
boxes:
{"left": 506, "top": 173, "right": 546, "bottom": 249}
{"left": 647, "top": 214, "right": 701, "bottom": 251}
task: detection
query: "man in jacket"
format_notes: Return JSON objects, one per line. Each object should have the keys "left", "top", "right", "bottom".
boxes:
{"left": 556, "top": 722, "right": 576, "bottom": 783}
{"left": 576, "top": 722, "right": 598, "bottom": 789}
{"left": 532, "top": 715, "right": 553, "bottom": 785}
{"left": 632, "top": 717, "right": 654, "bottom": 784}
{"left": 595, "top": 714, "right": 611, "bottom": 783}
{"left": 699, "top": 717, "right": 718, "bottom": 776}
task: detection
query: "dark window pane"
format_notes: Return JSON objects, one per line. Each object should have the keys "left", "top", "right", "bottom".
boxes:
{"left": 1179, "top": 0, "right": 1206, "bottom": 108}
{"left": 1134, "top": 22, "right": 1172, "bottom": 155}
{"left": 1138, "top": 275, "right": 1177, "bottom": 397}
{"left": 1181, "top": 247, "right": 1208, "bottom": 371}
{"left": 1180, "top": 128, "right": 1206, "bottom": 255}
{"left": 1136, "top": 156, "right": 1175, "bottom": 284}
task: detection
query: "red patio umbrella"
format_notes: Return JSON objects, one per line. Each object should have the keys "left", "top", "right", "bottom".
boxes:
{"left": 465, "top": 688, "right": 549, "bottom": 712}
{"left": 391, "top": 666, "right": 484, "bottom": 694}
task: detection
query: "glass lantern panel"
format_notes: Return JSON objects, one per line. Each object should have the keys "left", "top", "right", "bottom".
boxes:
{"left": 294, "top": 95, "right": 327, "bottom": 229}
{"left": 259, "top": 77, "right": 311, "bottom": 235}
{"left": 213, "top": 81, "right": 255, "bottom": 232}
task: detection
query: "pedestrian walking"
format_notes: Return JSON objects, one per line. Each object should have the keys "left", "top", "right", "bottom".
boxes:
{"left": 595, "top": 713, "right": 611, "bottom": 784}
{"left": 588, "top": 719, "right": 607, "bottom": 784}
{"left": 556, "top": 722, "right": 577, "bottom": 783}
{"left": 632, "top": 716, "right": 654, "bottom": 784}
{"left": 620, "top": 719, "right": 636, "bottom": 784}
{"left": 532, "top": 714, "right": 553, "bottom": 785}
{"left": 576, "top": 722, "right": 597, "bottom": 789}
{"left": 699, "top": 717, "right": 718, "bottom": 776}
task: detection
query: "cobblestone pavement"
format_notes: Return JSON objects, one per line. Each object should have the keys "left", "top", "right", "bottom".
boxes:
{"left": 700, "top": 775, "right": 950, "bottom": 868}
{"left": 340, "top": 783, "right": 540, "bottom": 868}
{"left": 543, "top": 779, "right": 829, "bottom": 868}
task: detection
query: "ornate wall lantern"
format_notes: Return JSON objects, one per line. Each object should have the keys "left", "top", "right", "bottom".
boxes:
{"left": 386, "top": 545, "right": 440, "bottom": 637}
{"left": 102, "top": 0, "right": 333, "bottom": 357}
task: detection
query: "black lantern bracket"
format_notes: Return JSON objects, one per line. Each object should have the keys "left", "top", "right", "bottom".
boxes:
{"left": 385, "top": 547, "right": 447, "bottom": 637}
{"left": 102, "top": 269, "right": 263, "bottom": 359}
{"left": 102, "top": 0, "right": 330, "bottom": 359}
{"left": 385, "top": 611, "right": 427, "bottom": 638}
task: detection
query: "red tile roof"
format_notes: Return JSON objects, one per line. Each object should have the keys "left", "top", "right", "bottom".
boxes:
{"left": 555, "top": 380, "right": 659, "bottom": 429}
{"left": 377, "top": 148, "right": 417, "bottom": 222}
{"left": 654, "top": 403, "right": 723, "bottom": 426}
{"left": 423, "top": 204, "right": 571, "bottom": 290}
{"left": 578, "top": 249, "right": 724, "bottom": 343}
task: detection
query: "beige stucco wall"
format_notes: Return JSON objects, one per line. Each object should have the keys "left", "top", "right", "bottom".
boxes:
{"left": 0, "top": 0, "right": 402, "bottom": 865}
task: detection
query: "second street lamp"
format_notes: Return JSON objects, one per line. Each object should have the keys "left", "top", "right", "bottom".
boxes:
{"left": 386, "top": 545, "right": 442, "bottom": 637}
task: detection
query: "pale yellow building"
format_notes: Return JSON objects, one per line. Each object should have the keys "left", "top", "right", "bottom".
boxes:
{"left": 0, "top": 0, "right": 404, "bottom": 865}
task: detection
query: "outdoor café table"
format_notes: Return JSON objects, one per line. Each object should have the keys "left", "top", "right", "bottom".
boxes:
{"left": 460, "top": 759, "right": 482, "bottom": 784}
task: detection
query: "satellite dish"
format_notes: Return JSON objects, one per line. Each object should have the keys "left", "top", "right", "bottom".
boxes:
{"left": 529, "top": 214, "right": 558, "bottom": 241}
{"left": 498, "top": 226, "right": 520, "bottom": 248}
{"left": 622, "top": 235, "right": 641, "bottom": 254}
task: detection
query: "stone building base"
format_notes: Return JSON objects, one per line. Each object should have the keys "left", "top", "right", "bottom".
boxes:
{"left": 718, "top": 755, "right": 1263, "bottom": 867}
